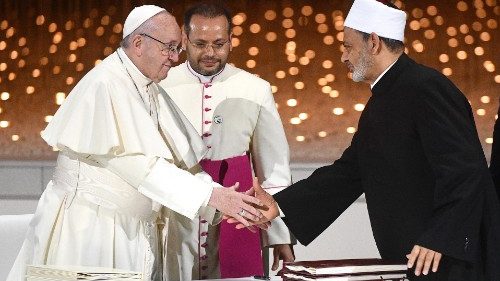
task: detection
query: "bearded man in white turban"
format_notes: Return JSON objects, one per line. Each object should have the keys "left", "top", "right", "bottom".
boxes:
{"left": 242, "top": 1, "right": 500, "bottom": 280}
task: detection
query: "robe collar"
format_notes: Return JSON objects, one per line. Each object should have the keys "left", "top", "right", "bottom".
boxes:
{"left": 182, "top": 61, "right": 240, "bottom": 85}
{"left": 117, "top": 47, "right": 153, "bottom": 88}
{"left": 186, "top": 61, "right": 224, "bottom": 84}
{"left": 371, "top": 53, "right": 413, "bottom": 96}
{"left": 371, "top": 59, "right": 398, "bottom": 89}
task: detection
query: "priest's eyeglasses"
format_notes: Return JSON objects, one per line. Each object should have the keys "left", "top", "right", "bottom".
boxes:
{"left": 187, "top": 36, "right": 230, "bottom": 52}
{"left": 140, "top": 33, "right": 183, "bottom": 56}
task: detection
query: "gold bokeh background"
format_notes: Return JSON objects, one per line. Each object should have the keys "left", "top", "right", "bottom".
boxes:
{"left": 0, "top": 0, "right": 498, "bottom": 162}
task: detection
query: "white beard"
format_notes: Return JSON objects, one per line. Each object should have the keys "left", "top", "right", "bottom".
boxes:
{"left": 352, "top": 67, "right": 366, "bottom": 82}
{"left": 352, "top": 49, "right": 373, "bottom": 82}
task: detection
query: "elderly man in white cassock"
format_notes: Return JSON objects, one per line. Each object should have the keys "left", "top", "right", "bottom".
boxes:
{"left": 7, "top": 5, "right": 267, "bottom": 281}
{"left": 237, "top": 0, "right": 500, "bottom": 281}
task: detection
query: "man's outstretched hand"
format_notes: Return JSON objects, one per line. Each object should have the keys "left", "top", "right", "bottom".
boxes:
{"left": 226, "top": 177, "right": 280, "bottom": 229}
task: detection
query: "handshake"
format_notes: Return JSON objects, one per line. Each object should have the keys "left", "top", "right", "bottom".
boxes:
{"left": 208, "top": 178, "right": 280, "bottom": 231}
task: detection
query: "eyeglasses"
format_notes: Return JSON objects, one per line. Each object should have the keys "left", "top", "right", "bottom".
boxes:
{"left": 186, "top": 36, "right": 230, "bottom": 52}
{"left": 140, "top": 33, "right": 183, "bottom": 56}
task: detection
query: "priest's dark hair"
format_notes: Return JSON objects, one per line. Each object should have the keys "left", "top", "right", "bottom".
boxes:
{"left": 359, "top": 0, "right": 405, "bottom": 53}
{"left": 183, "top": 1, "right": 233, "bottom": 36}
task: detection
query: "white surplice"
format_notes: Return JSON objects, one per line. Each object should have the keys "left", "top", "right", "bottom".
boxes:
{"left": 7, "top": 48, "right": 221, "bottom": 281}
{"left": 159, "top": 62, "right": 295, "bottom": 280}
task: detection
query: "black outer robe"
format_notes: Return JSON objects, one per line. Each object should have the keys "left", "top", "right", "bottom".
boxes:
{"left": 489, "top": 102, "right": 500, "bottom": 201}
{"left": 275, "top": 54, "right": 500, "bottom": 281}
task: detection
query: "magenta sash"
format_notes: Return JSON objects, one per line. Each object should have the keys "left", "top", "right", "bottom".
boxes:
{"left": 200, "top": 154, "right": 263, "bottom": 278}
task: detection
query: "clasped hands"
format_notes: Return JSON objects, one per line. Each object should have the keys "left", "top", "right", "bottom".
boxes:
{"left": 231, "top": 177, "right": 280, "bottom": 232}
{"left": 208, "top": 177, "right": 279, "bottom": 232}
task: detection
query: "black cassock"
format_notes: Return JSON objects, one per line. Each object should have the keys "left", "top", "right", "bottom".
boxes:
{"left": 275, "top": 54, "right": 500, "bottom": 281}
{"left": 490, "top": 102, "right": 500, "bottom": 201}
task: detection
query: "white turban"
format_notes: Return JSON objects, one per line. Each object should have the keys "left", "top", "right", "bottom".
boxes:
{"left": 344, "top": 0, "right": 407, "bottom": 41}
{"left": 123, "top": 5, "right": 166, "bottom": 38}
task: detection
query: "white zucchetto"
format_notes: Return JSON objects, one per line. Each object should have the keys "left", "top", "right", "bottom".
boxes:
{"left": 123, "top": 5, "right": 166, "bottom": 38}
{"left": 344, "top": 0, "right": 407, "bottom": 41}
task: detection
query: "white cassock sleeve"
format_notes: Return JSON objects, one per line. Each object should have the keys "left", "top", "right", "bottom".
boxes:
{"left": 251, "top": 86, "right": 296, "bottom": 247}
{"left": 91, "top": 154, "right": 221, "bottom": 222}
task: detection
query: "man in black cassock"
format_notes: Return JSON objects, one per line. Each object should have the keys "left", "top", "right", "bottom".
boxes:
{"left": 490, "top": 103, "right": 500, "bottom": 201}
{"left": 240, "top": 0, "right": 500, "bottom": 280}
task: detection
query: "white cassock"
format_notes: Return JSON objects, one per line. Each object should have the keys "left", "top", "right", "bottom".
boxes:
{"left": 7, "top": 48, "right": 221, "bottom": 281}
{"left": 159, "top": 62, "right": 295, "bottom": 280}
